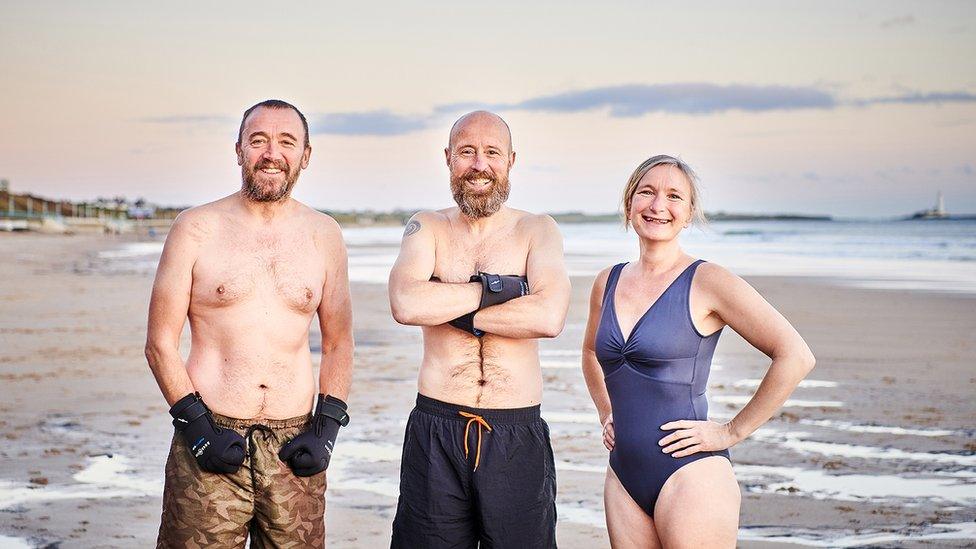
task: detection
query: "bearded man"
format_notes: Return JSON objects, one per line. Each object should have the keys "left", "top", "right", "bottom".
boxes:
{"left": 146, "top": 99, "right": 353, "bottom": 547}
{"left": 387, "top": 111, "right": 571, "bottom": 548}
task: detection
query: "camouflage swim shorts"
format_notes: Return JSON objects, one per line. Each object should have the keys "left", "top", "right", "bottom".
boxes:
{"left": 156, "top": 413, "right": 326, "bottom": 548}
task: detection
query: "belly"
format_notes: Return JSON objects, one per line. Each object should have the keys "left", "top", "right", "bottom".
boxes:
{"left": 418, "top": 325, "right": 542, "bottom": 407}
{"left": 185, "top": 307, "right": 318, "bottom": 419}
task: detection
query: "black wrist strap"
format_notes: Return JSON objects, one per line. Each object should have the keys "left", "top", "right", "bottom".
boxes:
{"left": 316, "top": 395, "right": 350, "bottom": 427}
{"left": 170, "top": 393, "right": 210, "bottom": 430}
{"left": 450, "top": 311, "right": 485, "bottom": 337}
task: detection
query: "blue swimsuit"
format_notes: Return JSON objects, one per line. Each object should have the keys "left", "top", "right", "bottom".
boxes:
{"left": 595, "top": 260, "right": 731, "bottom": 517}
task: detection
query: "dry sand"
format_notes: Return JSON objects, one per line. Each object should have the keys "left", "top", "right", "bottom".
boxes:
{"left": 1, "top": 232, "right": 974, "bottom": 547}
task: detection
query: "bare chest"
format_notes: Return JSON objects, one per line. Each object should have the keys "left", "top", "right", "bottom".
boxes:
{"left": 190, "top": 229, "right": 326, "bottom": 314}
{"left": 431, "top": 226, "right": 530, "bottom": 282}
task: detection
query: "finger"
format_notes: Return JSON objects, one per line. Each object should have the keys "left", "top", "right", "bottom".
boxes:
{"left": 671, "top": 444, "right": 703, "bottom": 458}
{"left": 662, "top": 436, "right": 699, "bottom": 454}
{"left": 220, "top": 444, "right": 246, "bottom": 467}
{"left": 291, "top": 451, "right": 316, "bottom": 469}
{"left": 277, "top": 439, "right": 299, "bottom": 461}
{"left": 660, "top": 420, "right": 696, "bottom": 431}
{"left": 658, "top": 429, "right": 693, "bottom": 447}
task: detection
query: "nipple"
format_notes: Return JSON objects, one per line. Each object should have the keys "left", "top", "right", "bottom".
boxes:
{"left": 217, "top": 285, "right": 225, "bottom": 295}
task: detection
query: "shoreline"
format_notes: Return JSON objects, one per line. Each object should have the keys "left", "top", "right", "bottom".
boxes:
{"left": 1, "top": 233, "right": 974, "bottom": 547}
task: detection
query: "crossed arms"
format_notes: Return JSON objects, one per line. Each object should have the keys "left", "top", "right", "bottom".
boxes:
{"left": 388, "top": 212, "right": 571, "bottom": 339}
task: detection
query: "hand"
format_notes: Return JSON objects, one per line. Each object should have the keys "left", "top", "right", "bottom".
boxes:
{"left": 449, "top": 273, "right": 529, "bottom": 336}
{"left": 279, "top": 394, "right": 350, "bottom": 477}
{"left": 472, "top": 273, "right": 529, "bottom": 309}
{"left": 601, "top": 414, "right": 615, "bottom": 451}
{"left": 169, "top": 393, "right": 247, "bottom": 474}
{"left": 658, "top": 420, "right": 736, "bottom": 458}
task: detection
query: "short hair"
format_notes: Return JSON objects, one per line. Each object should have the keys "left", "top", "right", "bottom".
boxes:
{"left": 237, "top": 99, "right": 310, "bottom": 148}
{"left": 621, "top": 154, "right": 707, "bottom": 228}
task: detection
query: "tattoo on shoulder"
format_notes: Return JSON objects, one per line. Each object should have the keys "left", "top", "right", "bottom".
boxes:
{"left": 403, "top": 220, "right": 421, "bottom": 237}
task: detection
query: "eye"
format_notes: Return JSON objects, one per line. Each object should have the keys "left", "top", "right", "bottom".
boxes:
{"left": 282, "top": 140, "right": 295, "bottom": 148}
{"left": 459, "top": 148, "right": 474, "bottom": 156}
{"left": 637, "top": 189, "right": 652, "bottom": 196}
{"left": 251, "top": 138, "right": 266, "bottom": 146}
{"left": 668, "top": 193, "right": 683, "bottom": 200}
{"left": 487, "top": 150, "right": 500, "bottom": 156}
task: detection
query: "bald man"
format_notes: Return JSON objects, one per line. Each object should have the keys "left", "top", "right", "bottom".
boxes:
{"left": 387, "top": 111, "right": 570, "bottom": 548}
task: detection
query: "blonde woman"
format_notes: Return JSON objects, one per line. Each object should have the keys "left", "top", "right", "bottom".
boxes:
{"left": 581, "top": 155, "right": 815, "bottom": 547}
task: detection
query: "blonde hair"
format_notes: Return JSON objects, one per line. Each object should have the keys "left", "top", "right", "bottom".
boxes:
{"left": 621, "top": 154, "right": 706, "bottom": 229}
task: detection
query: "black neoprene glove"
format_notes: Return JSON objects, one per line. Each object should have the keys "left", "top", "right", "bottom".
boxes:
{"left": 278, "top": 394, "right": 350, "bottom": 477}
{"left": 449, "top": 273, "right": 529, "bottom": 336}
{"left": 169, "top": 393, "right": 247, "bottom": 474}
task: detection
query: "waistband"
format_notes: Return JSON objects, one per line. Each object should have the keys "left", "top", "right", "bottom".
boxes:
{"left": 211, "top": 412, "right": 312, "bottom": 430}
{"left": 416, "top": 394, "right": 541, "bottom": 425}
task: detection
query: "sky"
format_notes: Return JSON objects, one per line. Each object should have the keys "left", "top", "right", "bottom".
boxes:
{"left": 1, "top": 1, "right": 974, "bottom": 217}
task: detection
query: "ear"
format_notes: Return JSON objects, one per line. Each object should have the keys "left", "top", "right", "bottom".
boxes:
{"left": 235, "top": 142, "right": 244, "bottom": 166}
{"left": 509, "top": 150, "right": 516, "bottom": 169}
{"left": 444, "top": 147, "right": 451, "bottom": 167}
{"left": 301, "top": 145, "right": 311, "bottom": 169}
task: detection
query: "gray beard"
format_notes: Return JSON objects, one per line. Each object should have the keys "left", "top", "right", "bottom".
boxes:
{"left": 451, "top": 178, "right": 510, "bottom": 219}
{"left": 241, "top": 166, "right": 297, "bottom": 203}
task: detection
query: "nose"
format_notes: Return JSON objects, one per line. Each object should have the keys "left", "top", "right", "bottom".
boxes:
{"left": 261, "top": 140, "right": 282, "bottom": 160}
{"left": 472, "top": 152, "right": 490, "bottom": 171}
{"left": 649, "top": 191, "right": 667, "bottom": 212}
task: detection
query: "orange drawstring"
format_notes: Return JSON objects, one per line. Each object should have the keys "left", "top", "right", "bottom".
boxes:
{"left": 459, "top": 411, "right": 493, "bottom": 471}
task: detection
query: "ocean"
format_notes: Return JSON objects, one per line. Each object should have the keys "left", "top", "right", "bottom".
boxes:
{"left": 97, "top": 219, "right": 976, "bottom": 293}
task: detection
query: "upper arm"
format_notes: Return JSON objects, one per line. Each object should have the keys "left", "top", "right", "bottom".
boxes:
{"left": 701, "top": 264, "right": 805, "bottom": 360}
{"left": 147, "top": 212, "right": 202, "bottom": 345}
{"left": 388, "top": 212, "right": 437, "bottom": 290}
{"left": 525, "top": 215, "right": 570, "bottom": 299}
{"left": 317, "top": 219, "right": 352, "bottom": 344}
{"left": 582, "top": 267, "right": 612, "bottom": 353}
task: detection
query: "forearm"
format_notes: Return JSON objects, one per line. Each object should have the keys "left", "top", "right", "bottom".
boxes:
{"left": 727, "top": 354, "right": 815, "bottom": 442}
{"left": 390, "top": 280, "right": 482, "bottom": 326}
{"left": 581, "top": 352, "right": 612, "bottom": 423}
{"left": 145, "top": 341, "right": 195, "bottom": 406}
{"left": 473, "top": 293, "right": 567, "bottom": 339}
{"left": 318, "top": 339, "right": 353, "bottom": 401}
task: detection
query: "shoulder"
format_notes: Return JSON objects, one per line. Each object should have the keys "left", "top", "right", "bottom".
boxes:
{"left": 591, "top": 265, "right": 615, "bottom": 295}
{"left": 412, "top": 209, "right": 450, "bottom": 226}
{"left": 515, "top": 211, "right": 561, "bottom": 239}
{"left": 403, "top": 209, "right": 449, "bottom": 238}
{"left": 166, "top": 200, "right": 225, "bottom": 245}
{"left": 693, "top": 261, "right": 753, "bottom": 301}
{"left": 297, "top": 203, "right": 342, "bottom": 235}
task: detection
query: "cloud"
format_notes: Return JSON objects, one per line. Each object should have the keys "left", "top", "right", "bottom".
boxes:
{"left": 501, "top": 83, "right": 836, "bottom": 116}
{"left": 311, "top": 110, "right": 431, "bottom": 136}
{"left": 880, "top": 15, "right": 916, "bottom": 29}
{"left": 858, "top": 91, "right": 976, "bottom": 106}
{"left": 141, "top": 84, "right": 976, "bottom": 137}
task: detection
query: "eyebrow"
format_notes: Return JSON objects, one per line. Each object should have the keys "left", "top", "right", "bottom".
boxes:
{"left": 247, "top": 131, "right": 299, "bottom": 141}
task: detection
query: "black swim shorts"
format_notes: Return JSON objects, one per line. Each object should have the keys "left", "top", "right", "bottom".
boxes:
{"left": 391, "top": 394, "right": 557, "bottom": 549}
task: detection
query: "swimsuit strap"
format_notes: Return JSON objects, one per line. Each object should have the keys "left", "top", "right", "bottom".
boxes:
{"left": 601, "top": 262, "right": 628, "bottom": 306}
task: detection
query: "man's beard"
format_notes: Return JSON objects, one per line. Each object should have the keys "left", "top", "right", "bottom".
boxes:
{"left": 450, "top": 169, "right": 511, "bottom": 219}
{"left": 241, "top": 159, "right": 300, "bottom": 203}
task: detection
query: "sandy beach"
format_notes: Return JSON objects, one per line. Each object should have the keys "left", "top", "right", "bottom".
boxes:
{"left": 1, "top": 232, "right": 974, "bottom": 548}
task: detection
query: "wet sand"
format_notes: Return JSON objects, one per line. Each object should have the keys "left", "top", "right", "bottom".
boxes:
{"left": 1, "top": 232, "right": 974, "bottom": 547}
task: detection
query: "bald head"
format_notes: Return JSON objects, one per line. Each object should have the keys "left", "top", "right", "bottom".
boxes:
{"left": 447, "top": 111, "right": 513, "bottom": 153}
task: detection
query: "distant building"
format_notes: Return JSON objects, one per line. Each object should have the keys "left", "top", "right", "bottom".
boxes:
{"left": 910, "top": 191, "right": 949, "bottom": 219}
